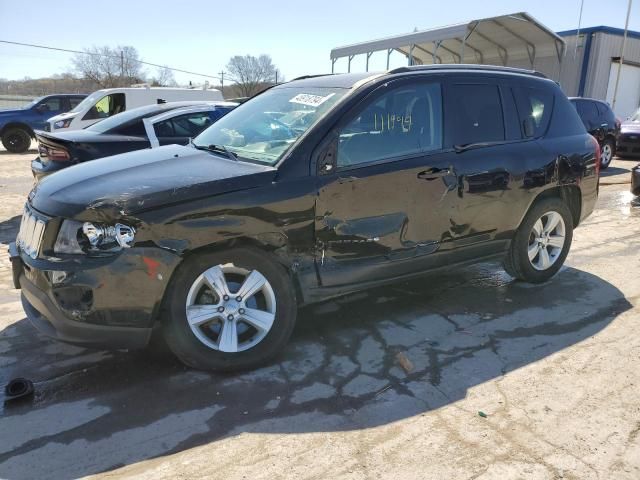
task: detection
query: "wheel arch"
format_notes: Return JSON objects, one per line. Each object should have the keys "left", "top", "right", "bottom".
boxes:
{"left": 0, "top": 122, "right": 35, "bottom": 138}
{"left": 521, "top": 185, "right": 582, "bottom": 230}
{"left": 157, "top": 235, "right": 306, "bottom": 323}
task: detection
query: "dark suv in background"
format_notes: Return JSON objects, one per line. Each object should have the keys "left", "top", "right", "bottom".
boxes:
{"left": 10, "top": 65, "right": 599, "bottom": 372}
{"left": 0, "top": 94, "right": 86, "bottom": 153}
{"left": 570, "top": 97, "right": 620, "bottom": 169}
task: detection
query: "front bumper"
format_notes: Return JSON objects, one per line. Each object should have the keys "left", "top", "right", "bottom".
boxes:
{"left": 10, "top": 241, "right": 181, "bottom": 350}
{"left": 632, "top": 164, "right": 640, "bottom": 196}
{"left": 617, "top": 133, "right": 640, "bottom": 157}
{"left": 31, "top": 157, "right": 68, "bottom": 181}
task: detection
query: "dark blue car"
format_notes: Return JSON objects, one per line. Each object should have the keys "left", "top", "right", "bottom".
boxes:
{"left": 0, "top": 94, "right": 86, "bottom": 153}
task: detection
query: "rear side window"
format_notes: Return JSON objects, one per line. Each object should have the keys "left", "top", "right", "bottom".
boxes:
{"left": 577, "top": 100, "right": 598, "bottom": 129}
{"left": 449, "top": 84, "right": 504, "bottom": 145}
{"left": 154, "top": 112, "right": 215, "bottom": 138}
{"left": 514, "top": 87, "right": 554, "bottom": 138}
{"left": 114, "top": 120, "right": 146, "bottom": 136}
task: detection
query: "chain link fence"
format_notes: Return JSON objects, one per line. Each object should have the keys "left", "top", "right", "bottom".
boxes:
{"left": 0, "top": 94, "right": 37, "bottom": 109}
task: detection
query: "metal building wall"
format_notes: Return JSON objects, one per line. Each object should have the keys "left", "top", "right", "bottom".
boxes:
{"left": 585, "top": 32, "right": 640, "bottom": 100}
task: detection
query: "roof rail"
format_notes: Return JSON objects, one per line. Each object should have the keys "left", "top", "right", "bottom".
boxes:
{"left": 290, "top": 74, "right": 335, "bottom": 81}
{"left": 388, "top": 64, "right": 548, "bottom": 79}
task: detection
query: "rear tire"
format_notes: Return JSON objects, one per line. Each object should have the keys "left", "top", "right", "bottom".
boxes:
{"left": 600, "top": 138, "right": 615, "bottom": 169}
{"left": 2, "top": 128, "right": 31, "bottom": 154}
{"left": 162, "top": 248, "right": 297, "bottom": 371}
{"left": 503, "top": 197, "right": 573, "bottom": 284}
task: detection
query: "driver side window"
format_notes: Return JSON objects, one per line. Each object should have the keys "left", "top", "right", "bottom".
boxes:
{"left": 83, "top": 93, "right": 126, "bottom": 121}
{"left": 337, "top": 82, "right": 442, "bottom": 168}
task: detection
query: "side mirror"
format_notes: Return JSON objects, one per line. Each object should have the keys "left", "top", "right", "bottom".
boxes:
{"left": 35, "top": 104, "right": 47, "bottom": 114}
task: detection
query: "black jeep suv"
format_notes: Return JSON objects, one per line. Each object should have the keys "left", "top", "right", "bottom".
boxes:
{"left": 569, "top": 97, "right": 620, "bottom": 169}
{"left": 10, "top": 65, "right": 599, "bottom": 371}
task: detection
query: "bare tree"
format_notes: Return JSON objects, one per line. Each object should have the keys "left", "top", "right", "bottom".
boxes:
{"left": 151, "top": 66, "right": 177, "bottom": 87}
{"left": 71, "top": 45, "right": 145, "bottom": 88}
{"left": 226, "top": 54, "right": 277, "bottom": 97}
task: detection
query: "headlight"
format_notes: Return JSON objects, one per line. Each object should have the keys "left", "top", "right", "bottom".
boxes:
{"left": 53, "top": 119, "right": 72, "bottom": 129}
{"left": 53, "top": 220, "right": 135, "bottom": 254}
{"left": 53, "top": 220, "right": 84, "bottom": 254}
{"left": 82, "top": 222, "right": 136, "bottom": 250}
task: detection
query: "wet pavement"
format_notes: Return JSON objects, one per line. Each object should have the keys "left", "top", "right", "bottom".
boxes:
{"left": 0, "top": 147, "right": 639, "bottom": 479}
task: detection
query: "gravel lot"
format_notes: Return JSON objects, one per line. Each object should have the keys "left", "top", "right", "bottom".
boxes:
{"left": 0, "top": 144, "right": 639, "bottom": 479}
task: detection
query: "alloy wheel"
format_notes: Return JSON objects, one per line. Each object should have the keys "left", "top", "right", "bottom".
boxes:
{"left": 602, "top": 143, "right": 612, "bottom": 166}
{"left": 7, "top": 133, "right": 28, "bottom": 152}
{"left": 527, "top": 211, "right": 566, "bottom": 271}
{"left": 185, "top": 263, "right": 276, "bottom": 352}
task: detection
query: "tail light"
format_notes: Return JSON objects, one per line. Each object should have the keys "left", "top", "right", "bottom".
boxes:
{"left": 591, "top": 135, "right": 601, "bottom": 176}
{"left": 38, "top": 143, "right": 70, "bottom": 162}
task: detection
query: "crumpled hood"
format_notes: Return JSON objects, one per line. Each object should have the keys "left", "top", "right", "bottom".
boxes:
{"left": 30, "top": 144, "right": 276, "bottom": 220}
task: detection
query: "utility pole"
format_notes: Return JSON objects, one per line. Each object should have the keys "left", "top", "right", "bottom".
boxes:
{"left": 218, "top": 71, "right": 225, "bottom": 90}
{"left": 574, "top": 0, "right": 585, "bottom": 60}
{"left": 612, "top": 0, "right": 632, "bottom": 112}
{"left": 120, "top": 50, "right": 124, "bottom": 86}
{"left": 275, "top": 69, "right": 278, "bottom": 84}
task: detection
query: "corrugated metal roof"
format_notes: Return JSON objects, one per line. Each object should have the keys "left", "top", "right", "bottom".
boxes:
{"left": 330, "top": 12, "right": 565, "bottom": 67}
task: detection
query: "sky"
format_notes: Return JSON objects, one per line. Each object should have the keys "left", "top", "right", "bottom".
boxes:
{"left": 0, "top": 0, "right": 638, "bottom": 86}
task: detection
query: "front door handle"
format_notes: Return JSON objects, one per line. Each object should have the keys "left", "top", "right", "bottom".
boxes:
{"left": 417, "top": 168, "right": 451, "bottom": 180}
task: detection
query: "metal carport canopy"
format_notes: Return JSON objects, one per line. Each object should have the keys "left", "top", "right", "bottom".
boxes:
{"left": 330, "top": 12, "right": 565, "bottom": 77}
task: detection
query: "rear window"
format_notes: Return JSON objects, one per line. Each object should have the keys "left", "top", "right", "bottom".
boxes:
{"left": 514, "top": 87, "right": 554, "bottom": 138}
{"left": 449, "top": 84, "right": 504, "bottom": 145}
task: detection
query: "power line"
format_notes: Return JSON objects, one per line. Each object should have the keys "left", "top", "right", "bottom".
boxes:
{"left": 0, "top": 39, "right": 221, "bottom": 81}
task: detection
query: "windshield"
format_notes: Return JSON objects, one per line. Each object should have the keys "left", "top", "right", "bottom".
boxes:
{"left": 24, "top": 97, "right": 44, "bottom": 109}
{"left": 630, "top": 108, "right": 640, "bottom": 122}
{"left": 193, "top": 87, "right": 347, "bottom": 165}
{"left": 69, "top": 91, "right": 104, "bottom": 114}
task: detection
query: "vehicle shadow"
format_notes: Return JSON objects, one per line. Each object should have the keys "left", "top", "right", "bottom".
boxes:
{"left": 0, "top": 149, "right": 37, "bottom": 156}
{"left": 0, "top": 264, "right": 630, "bottom": 479}
{"left": 599, "top": 166, "right": 630, "bottom": 178}
{"left": 0, "top": 215, "right": 20, "bottom": 244}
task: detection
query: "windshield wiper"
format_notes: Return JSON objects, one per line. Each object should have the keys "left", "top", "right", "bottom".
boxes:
{"left": 191, "top": 139, "right": 238, "bottom": 161}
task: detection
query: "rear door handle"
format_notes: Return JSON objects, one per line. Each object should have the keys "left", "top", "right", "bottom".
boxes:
{"left": 417, "top": 168, "right": 451, "bottom": 180}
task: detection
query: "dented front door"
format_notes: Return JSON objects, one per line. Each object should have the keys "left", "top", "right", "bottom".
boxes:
{"left": 315, "top": 151, "right": 457, "bottom": 287}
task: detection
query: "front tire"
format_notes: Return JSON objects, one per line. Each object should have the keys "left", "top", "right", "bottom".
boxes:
{"left": 503, "top": 197, "right": 573, "bottom": 283}
{"left": 2, "top": 128, "right": 31, "bottom": 153}
{"left": 162, "top": 248, "right": 297, "bottom": 371}
{"left": 600, "top": 138, "right": 615, "bottom": 169}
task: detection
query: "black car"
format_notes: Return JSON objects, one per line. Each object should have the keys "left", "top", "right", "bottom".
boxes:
{"left": 632, "top": 164, "right": 640, "bottom": 196}
{"left": 618, "top": 107, "right": 640, "bottom": 158}
{"left": 569, "top": 97, "right": 620, "bottom": 169}
{"left": 10, "top": 65, "right": 599, "bottom": 371}
{"left": 31, "top": 101, "right": 237, "bottom": 180}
